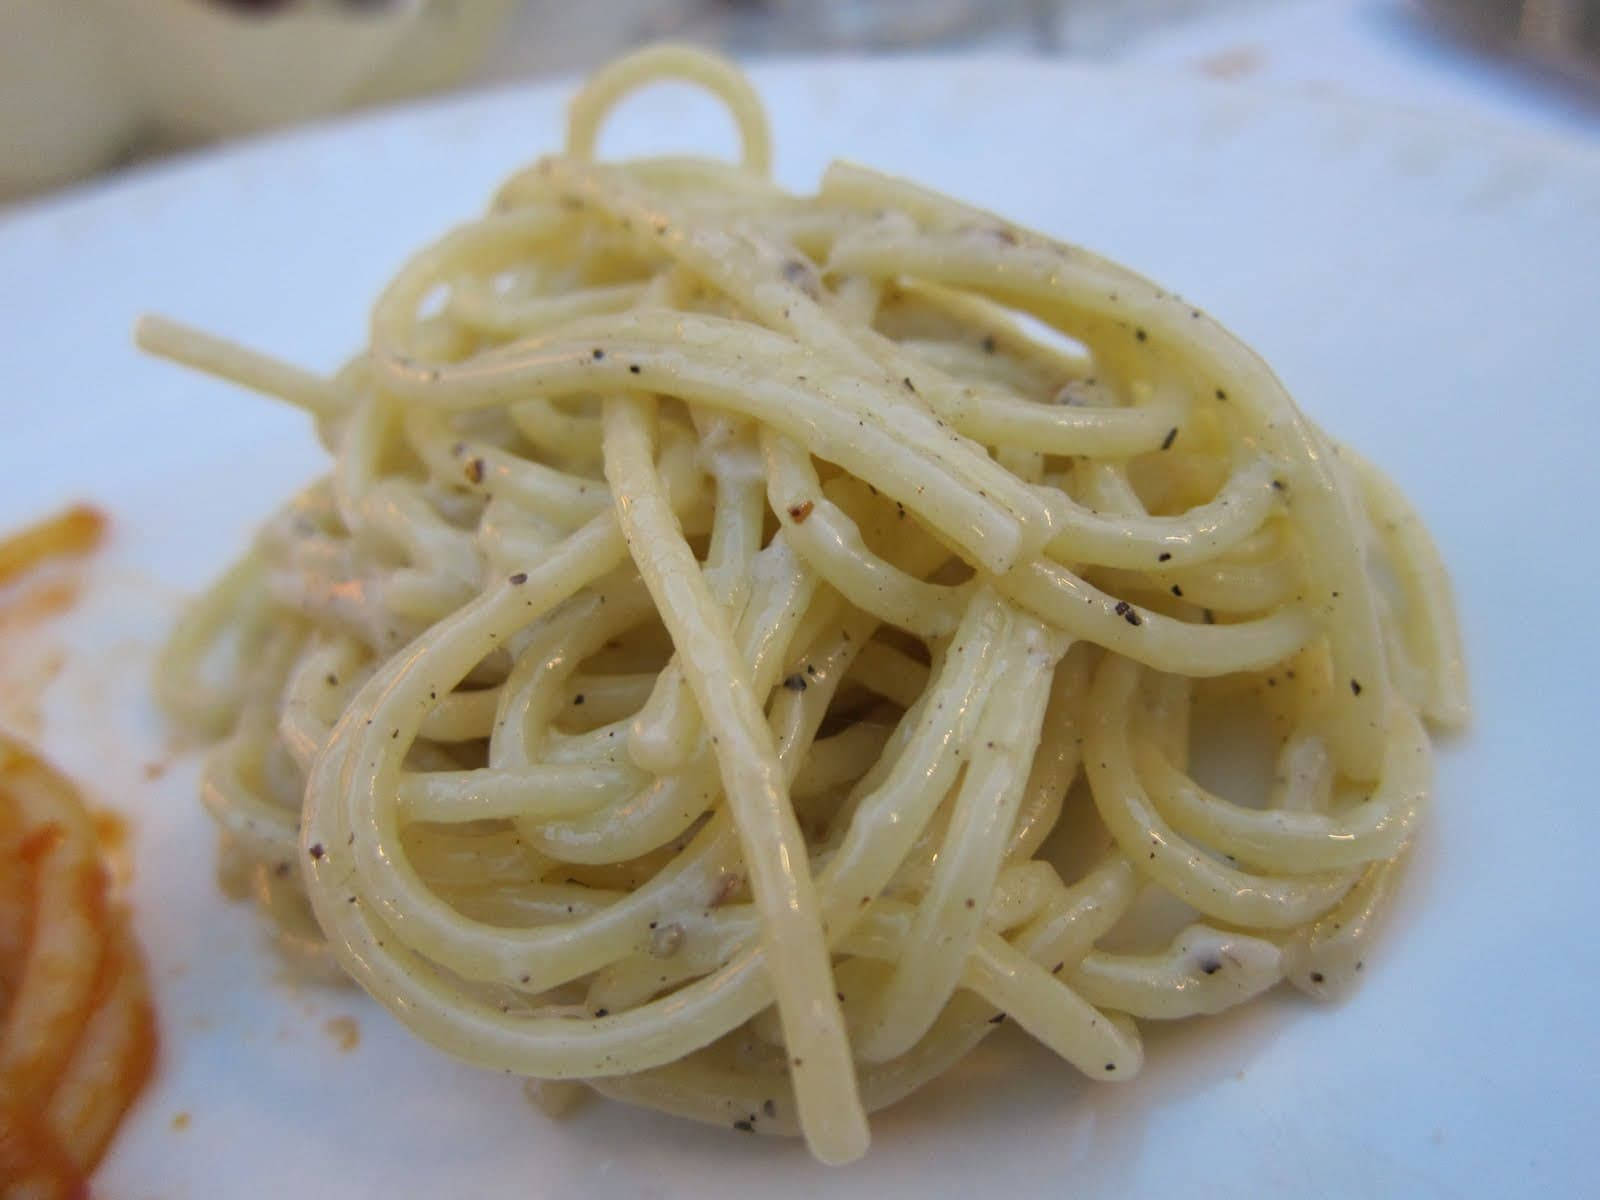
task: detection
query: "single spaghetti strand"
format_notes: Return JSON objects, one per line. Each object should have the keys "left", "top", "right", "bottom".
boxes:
{"left": 602, "top": 392, "right": 868, "bottom": 1163}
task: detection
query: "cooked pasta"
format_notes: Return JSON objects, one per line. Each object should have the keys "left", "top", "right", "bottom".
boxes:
{"left": 141, "top": 45, "right": 1466, "bottom": 1165}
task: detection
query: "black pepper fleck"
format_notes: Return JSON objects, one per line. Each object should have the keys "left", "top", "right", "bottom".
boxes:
{"left": 1161, "top": 426, "right": 1178, "bottom": 450}
{"left": 782, "top": 674, "right": 807, "bottom": 692}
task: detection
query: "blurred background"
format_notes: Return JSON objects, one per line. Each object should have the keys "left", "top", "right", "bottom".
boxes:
{"left": 1, "top": 0, "right": 1595, "bottom": 205}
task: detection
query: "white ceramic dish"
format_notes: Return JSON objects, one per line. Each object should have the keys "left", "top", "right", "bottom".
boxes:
{"left": 2, "top": 57, "right": 1596, "bottom": 1199}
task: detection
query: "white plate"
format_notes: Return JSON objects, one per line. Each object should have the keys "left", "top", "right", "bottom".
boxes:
{"left": 3, "top": 58, "right": 1597, "bottom": 1200}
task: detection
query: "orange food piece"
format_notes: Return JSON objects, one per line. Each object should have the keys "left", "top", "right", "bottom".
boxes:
{"left": 0, "top": 735, "right": 156, "bottom": 1198}
{"left": 0, "top": 507, "right": 106, "bottom": 590}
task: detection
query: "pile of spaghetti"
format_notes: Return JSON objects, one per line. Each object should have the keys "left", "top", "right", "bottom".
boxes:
{"left": 143, "top": 47, "right": 1466, "bottom": 1164}
{"left": 2, "top": 514, "right": 157, "bottom": 1196}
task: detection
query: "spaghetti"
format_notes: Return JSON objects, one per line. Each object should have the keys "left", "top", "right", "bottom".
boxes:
{"left": 142, "top": 45, "right": 1467, "bottom": 1165}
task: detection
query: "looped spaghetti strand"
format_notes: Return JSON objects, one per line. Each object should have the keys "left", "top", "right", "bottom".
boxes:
{"left": 566, "top": 43, "right": 773, "bottom": 176}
